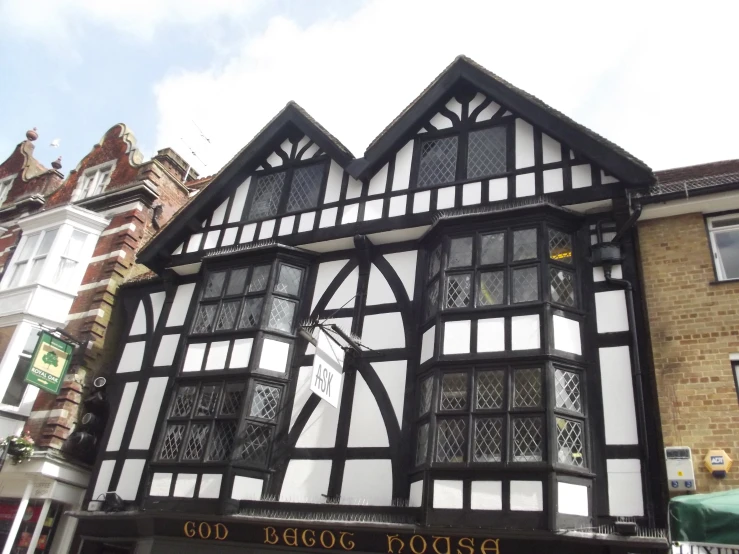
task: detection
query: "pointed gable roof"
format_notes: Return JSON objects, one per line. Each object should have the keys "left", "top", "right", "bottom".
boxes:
{"left": 348, "top": 55, "right": 654, "bottom": 186}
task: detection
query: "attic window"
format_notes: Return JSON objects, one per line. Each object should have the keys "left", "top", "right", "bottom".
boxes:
{"left": 73, "top": 161, "right": 114, "bottom": 201}
{"left": 0, "top": 174, "right": 15, "bottom": 206}
{"left": 246, "top": 161, "right": 326, "bottom": 222}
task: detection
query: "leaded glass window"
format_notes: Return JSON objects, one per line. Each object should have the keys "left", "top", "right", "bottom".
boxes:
{"left": 467, "top": 126, "right": 507, "bottom": 179}
{"left": 286, "top": 164, "right": 324, "bottom": 212}
{"left": 418, "top": 136, "right": 458, "bottom": 188}
{"left": 553, "top": 367, "right": 586, "bottom": 468}
{"left": 246, "top": 162, "right": 327, "bottom": 222}
{"left": 248, "top": 171, "right": 285, "bottom": 220}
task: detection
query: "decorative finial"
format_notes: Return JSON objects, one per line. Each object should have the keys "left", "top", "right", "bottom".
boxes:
{"left": 51, "top": 156, "right": 62, "bottom": 170}
{"left": 26, "top": 128, "right": 38, "bottom": 141}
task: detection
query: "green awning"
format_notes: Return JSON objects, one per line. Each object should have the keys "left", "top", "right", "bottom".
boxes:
{"left": 670, "top": 489, "right": 739, "bottom": 545}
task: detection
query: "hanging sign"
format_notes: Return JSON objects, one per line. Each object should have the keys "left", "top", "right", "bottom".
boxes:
{"left": 310, "top": 329, "right": 345, "bottom": 408}
{"left": 24, "top": 332, "right": 74, "bottom": 395}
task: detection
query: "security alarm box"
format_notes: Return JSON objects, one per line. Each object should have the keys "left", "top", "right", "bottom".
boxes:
{"left": 665, "top": 447, "right": 696, "bottom": 491}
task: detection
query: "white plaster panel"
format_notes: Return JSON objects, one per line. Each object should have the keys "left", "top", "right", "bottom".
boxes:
{"left": 259, "top": 219, "right": 276, "bottom": 239}
{"left": 300, "top": 143, "right": 320, "bottom": 160}
{"left": 595, "top": 290, "right": 629, "bottom": 333}
{"left": 429, "top": 112, "right": 454, "bottom": 130}
{"left": 443, "top": 320, "right": 471, "bottom": 355}
{"left": 541, "top": 133, "right": 562, "bottom": 164}
{"left": 362, "top": 312, "right": 405, "bottom": 349}
{"left": 516, "top": 173, "right": 536, "bottom": 197}
{"left": 228, "top": 177, "right": 251, "bottom": 223}
{"left": 290, "top": 366, "right": 313, "bottom": 430}
{"left": 437, "top": 186, "right": 456, "bottom": 210}
{"left": 92, "top": 460, "right": 115, "bottom": 501}
{"left": 129, "top": 301, "right": 146, "bottom": 335}
{"left": 510, "top": 481, "right": 543, "bottom": 511}
{"left": 346, "top": 177, "right": 362, "bottom": 199}
{"left": 515, "top": 120, "right": 535, "bottom": 168}
{"left": 468, "top": 93, "right": 485, "bottom": 114}
{"left": 166, "top": 283, "right": 195, "bottom": 327}
{"left": 433, "top": 480, "right": 463, "bottom": 509}
{"left": 172, "top": 243, "right": 183, "bottom": 255}
{"left": 279, "top": 215, "right": 295, "bottom": 236}
{"left": 199, "top": 474, "right": 223, "bottom": 499}
{"left": 232, "top": 476, "right": 263, "bottom": 500}
{"left": 511, "top": 314, "right": 540, "bottom": 350}
{"left": 599, "top": 346, "right": 638, "bottom": 444}
{"left": 388, "top": 195, "right": 406, "bottom": 217}
{"left": 364, "top": 199, "right": 384, "bottom": 221}
{"left": 229, "top": 338, "right": 253, "bottom": 369}
{"left": 372, "top": 360, "right": 407, "bottom": 426}
{"left": 259, "top": 339, "right": 290, "bottom": 373}
{"left": 341, "top": 460, "right": 392, "bottom": 505}
{"left": 106, "top": 382, "right": 137, "bottom": 451}
{"left": 153, "top": 334, "right": 180, "bottom": 367}
{"left": 471, "top": 481, "right": 502, "bottom": 510}
{"left": 543, "top": 168, "right": 564, "bottom": 193}
{"left": 445, "top": 98, "right": 463, "bottom": 119}
{"left": 280, "top": 460, "right": 332, "bottom": 503}
{"left": 475, "top": 100, "right": 500, "bottom": 121}
{"left": 593, "top": 265, "right": 622, "bottom": 282}
{"left": 413, "top": 190, "right": 431, "bottom": 213}
{"left": 342, "top": 203, "right": 359, "bottom": 224}
{"left": 298, "top": 211, "right": 316, "bottom": 233}
{"left": 150, "top": 291, "right": 166, "bottom": 330}
{"left": 393, "top": 141, "right": 414, "bottom": 191}
{"left": 129, "top": 377, "right": 169, "bottom": 450}
{"left": 601, "top": 171, "right": 619, "bottom": 184}
{"left": 296, "top": 377, "right": 340, "bottom": 447}
{"left": 149, "top": 473, "right": 172, "bottom": 497}
{"left": 366, "top": 264, "right": 394, "bottom": 306}
{"left": 210, "top": 200, "right": 228, "bottom": 227}
{"left": 384, "top": 251, "right": 417, "bottom": 300}
{"left": 182, "top": 343, "right": 206, "bottom": 372}
{"left": 463, "top": 182, "right": 482, "bottom": 206}
{"left": 553, "top": 315, "right": 582, "bottom": 355}
{"left": 117, "top": 459, "right": 146, "bottom": 501}
{"left": 240, "top": 223, "right": 256, "bottom": 243}
{"left": 489, "top": 177, "right": 508, "bottom": 201}
{"left": 326, "top": 266, "right": 358, "bottom": 310}
{"left": 477, "top": 318, "right": 505, "bottom": 353}
{"left": 266, "top": 151, "right": 283, "bottom": 167}
{"left": 571, "top": 164, "right": 593, "bottom": 188}
{"left": 348, "top": 373, "right": 388, "bottom": 447}
{"left": 421, "top": 326, "right": 435, "bottom": 363}
{"left": 205, "top": 340, "right": 230, "bottom": 370}
{"left": 409, "top": 480, "right": 423, "bottom": 508}
{"left": 186, "top": 233, "right": 202, "bottom": 253}
{"left": 312, "top": 259, "right": 350, "bottom": 311}
{"left": 558, "top": 482, "right": 589, "bottom": 516}
{"left": 324, "top": 161, "right": 343, "bottom": 203}
{"left": 221, "top": 226, "right": 238, "bottom": 246}
{"left": 607, "top": 459, "right": 644, "bottom": 516}
{"left": 116, "top": 341, "right": 146, "bottom": 373}
{"left": 368, "top": 163, "right": 388, "bottom": 196}
{"left": 320, "top": 207, "right": 338, "bottom": 228}
{"left": 173, "top": 473, "right": 197, "bottom": 498}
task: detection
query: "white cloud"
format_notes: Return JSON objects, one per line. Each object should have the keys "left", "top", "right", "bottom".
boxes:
{"left": 154, "top": 0, "right": 739, "bottom": 174}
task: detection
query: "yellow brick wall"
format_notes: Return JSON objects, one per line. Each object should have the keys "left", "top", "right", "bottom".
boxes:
{"left": 639, "top": 212, "right": 739, "bottom": 492}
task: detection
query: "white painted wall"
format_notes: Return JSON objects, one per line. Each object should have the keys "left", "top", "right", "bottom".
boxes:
{"left": 128, "top": 377, "right": 169, "bottom": 450}
{"left": 607, "top": 459, "right": 644, "bottom": 516}
{"left": 384, "top": 251, "right": 417, "bottom": 300}
{"left": 165, "top": 283, "right": 195, "bottom": 327}
{"left": 106, "top": 382, "right": 138, "bottom": 451}
{"left": 510, "top": 480, "right": 543, "bottom": 511}
{"left": 280, "top": 460, "right": 332, "bottom": 502}
{"left": 116, "top": 341, "right": 146, "bottom": 373}
{"left": 599, "top": 346, "right": 638, "bottom": 444}
{"left": 515, "top": 120, "right": 535, "bottom": 169}
{"left": 366, "top": 264, "right": 394, "bottom": 306}
{"left": 341, "top": 460, "right": 392, "bottom": 505}
{"left": 116, "top": 459, "right": 146, "bottom": 501}
{"left": 595, "top": 290, "right": 629, "bottom": 333}
{"left": 433, "top": 480, "right": 463, "bottom": 509}
{"left": 558, "top": 482, "right": 588, "bottom": 516}
{"left": 471, "top": 481, "right": 502, "bottom": 510}
{"left": 362, "top": 313, "right": 405, "bottom": 349}
{"left": 347, "top": 373, "right": 388, "bottom": 447}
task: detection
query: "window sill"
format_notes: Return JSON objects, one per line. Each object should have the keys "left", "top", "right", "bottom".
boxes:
{"left": 709, "top": 278, "right": 739, "bottom": 286}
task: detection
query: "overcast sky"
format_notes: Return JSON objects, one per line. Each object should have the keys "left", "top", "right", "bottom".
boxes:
{"left": 1, "top": 0, "right": 737, "bottom": 177}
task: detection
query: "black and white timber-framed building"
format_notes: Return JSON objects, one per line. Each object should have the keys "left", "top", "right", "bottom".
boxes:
{"left": 72, "top": 56, "right": 670, "bottom": 554}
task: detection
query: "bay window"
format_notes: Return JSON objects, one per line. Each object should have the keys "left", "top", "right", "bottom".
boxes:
{"left": 6, "top": 228, "right": 58, "bottom": 288}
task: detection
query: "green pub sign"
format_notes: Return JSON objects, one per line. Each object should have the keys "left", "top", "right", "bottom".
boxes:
{"left": 24, "top": 332, "right": 74, "bottom": 395}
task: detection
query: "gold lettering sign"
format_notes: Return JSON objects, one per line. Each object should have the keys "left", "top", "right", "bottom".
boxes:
{"left": 183, "top": 521, "right": 228, "bottom": 541}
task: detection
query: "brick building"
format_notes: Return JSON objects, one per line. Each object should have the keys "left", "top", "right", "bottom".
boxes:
{"left": 634, "top": 160, "right": 739, "bottom": 494}
{"left": 0, "top": 126, "right": 205, "bottom": 553}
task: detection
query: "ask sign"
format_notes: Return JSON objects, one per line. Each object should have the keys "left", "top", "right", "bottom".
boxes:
{"left": 310, "top": 329, "right": 345, "bottom": 408}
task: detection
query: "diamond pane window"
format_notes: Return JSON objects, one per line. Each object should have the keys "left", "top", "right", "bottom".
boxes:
{"left": 248, "top": 171, "right": 285, "bottom": 220}
{"left": 467, "top": 127, "right": 507, "bottom": 179}
{"left": 476, "top": 370, "right": 504, "bottom": 410}
{"left": 513, "top": 229, "right": 537, "bottom": 261}
{"left": 474, "top": 417, "right": 503, "bottom": 462}
{"left": 182, "top": 423, "right": 210, "bottom": 460}
{"left": 226, "top": 268, "right": 248, "bottom": 296}
{"left": 512, "top": 417, "right": 543, "bottom": 462}
{"left": 436, "top": 418, "right": 467, "bottom": 463}
{"left": 220, "top": 385, "right": 243, "bottom": 416}
{"left": 159, "top": 424, "right": 185, "bottom": 460}
{"left": 250, "top": 384, "right": 281, "bottom": 420}
{"left": 416, "top": 423, "right": 429, "bottom": 466}
{"left": 274, "top": 265, "right": 302, "bottom": 296}
{"left": 512, "top": 266, "right": 539, "bottom": 303}
{"left": 238, "top": 297, "right": 263, "bottom": 329}
{"left": 249, "top": 265, "right": 270, "bottom": 292}
{"left": 236, "top": 423, "right": 271, "bottom": 465}
{"left": 418, "top": 136, "right": 458, "bottom": 188}
{"left": 449, "top": 237, "right": 473, "bottom": 268}
{"left": 550, "top": 268, "right": 576, "bottom": 307}
{"left": 191, "top": 304, "right": 217, "bottom": 334}
{"left": 196, "top": 385, "right": 220, "bottom": 417}
{"left": 440, "top": 373, "right": 467, "bottom": 411}
{"left": 268, "top": 298, "right": 296, "bottom": 332}
{"left": 480, "top": 232, "right": 505, "bottom": 265}
{"left": 171, "top": 386, "right": 197, "bottom": 417}
{"left": 286, "top": 164, "right": 324, "bottom": 212}
{"left": 428, "top": 244, "right": 442, "bottom": 280}
{"left": 215, "top": 300, "right": 240, "bottom": 331}
{"left": 478, "top": 271, "right": 504, "bottom": 306}
{"left": 556, "top": 418, "right": 585, "bottom": 467}
{"left": 203, "top": 272, "right": 226, "bottom": 298}
{"left": 549, "top": 228, "right": 573, "bottom": 264}
{"left": 555, "top": 369, "right": 581, "bottom": 413}
{"left": 419, "top": 377, "right": 433, "bottom": 416}
{"left": 446, "top": 273, "right": 471, "bottom": 308}
{"left": 513, "top": 368, "right": 542, "bottom": 408}
{"left": 207, "top": 420, "right": 237, "bottom": 461}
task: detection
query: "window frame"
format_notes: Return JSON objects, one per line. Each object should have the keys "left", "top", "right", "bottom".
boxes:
{"left": 73, "top": 161, "right": 115, "bottom": 202}
{"left": 0, "top": 174, "right": 16, "bottom": 206}
{"left": 243, "top": 158, "right": 329, "bottom": 224}
{"left": 707, "top": 213, "right": 739, "bottom": 281}
{"left": 410, "top": 119, "right": 512, "bottom": 190}
{"left": 4, "top": 227, "right": 61, "bottom": 289}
